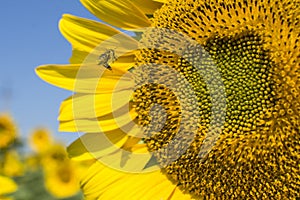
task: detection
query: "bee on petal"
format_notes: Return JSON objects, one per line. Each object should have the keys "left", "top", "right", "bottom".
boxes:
{"left": 97, "top": 49, "right": 117, "bottom": 71}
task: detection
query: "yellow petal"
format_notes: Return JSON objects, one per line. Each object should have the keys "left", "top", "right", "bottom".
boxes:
{"left": 98, "top": 147, "right": 156, "bottom": 173}
{"left": 0, "top": 176, "right": 17, "bottom": 195}
{"left": 36, "top": 64, "right": 82, "bottom": 92}
{"left": 81, "top": 161, "right": 191, "bottom": 200}
{"left": 153, "top": 0, "right": 168, "bottom": 3}
{"left": 80, "top": 0, "right": 151, "bottom": 30}
{"left": 59, "top": 108, "right": 138, "bottom": 133}
{"left": 59, "top": 14, "right": 138, "bottom": 56}
{"left": 69, "top": 49, "right": 89, "bottom": 64}
{"left": 59, "top": 89, "right": 131, "bottom": 121}
{"left": 70, "top": 47, "right": 136, "bottom": 67}
{"left": 130, "top": 143, "right": 148, "bottom": 153}
{"left": 67, "top": 130, "right": 128, "bottom": 161}
{"left": 122, "top": 136, "right": 144, "bottom": 150}
{"left": 59, "top": 15, "right": 138, "bottom": 64}
{"left": 75, "top": 135, "right": 159, "bottom": 173}
{"left": 60, "top": 14, "right": 119, "bottom": 52}
{"left": 170, "top": 187, "right": 194, "bottom": 200}
{"left": 131, "top": 0, "right": 163, "bottom": 15}
{"left": 35, "top": 64, "right": 134, "bottom": 93}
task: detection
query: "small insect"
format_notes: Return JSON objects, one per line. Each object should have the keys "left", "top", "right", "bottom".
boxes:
{"left": 97, "top": 49, "right": 117, "bottom": 71}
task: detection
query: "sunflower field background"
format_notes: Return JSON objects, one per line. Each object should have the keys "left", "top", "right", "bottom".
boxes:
{"left": 0, "top": 114, "right": 87, "bottom": 199}
{"left": 0, "top": 1, "right": 96, "bottom": 199}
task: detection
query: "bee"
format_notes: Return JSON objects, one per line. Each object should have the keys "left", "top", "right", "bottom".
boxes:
{"left": 97, "top": 49, "right": 117, "bottom": 70}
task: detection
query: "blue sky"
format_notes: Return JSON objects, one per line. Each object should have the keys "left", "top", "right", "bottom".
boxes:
{"left": 0, "top": 0, "right": 100, "bottom": 144}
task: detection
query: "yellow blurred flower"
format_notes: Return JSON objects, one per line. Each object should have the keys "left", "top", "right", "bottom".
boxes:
{"left": 29, "top": 128, "right": 53, "bottom": 153}
{"left": 37, "top": 142, "right": 87, "bottom": 198}
{"left": 23, "top": 156, "right": 40, "bottom": 172}
{"left": 36, "top": 0, "right": 299, "bottom": 199}
{"left": 2, "top": 150, "right": 24, "bottom": 177}
{"left": 40, "top": 143, "right": 68, "bottom": 169}
{"left": 43, "top": 161, "right": 81, "bottom": 198}
{"left": 0, "top": 114, "right": 17, "bottom": 149}
{"left": 0, "top": 175, "right": 17, "bottom": 198}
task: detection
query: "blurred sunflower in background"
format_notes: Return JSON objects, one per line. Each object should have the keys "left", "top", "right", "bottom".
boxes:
{"left": 0, "top": 114, "right": 17, "bottom": 149}
{"left": 2, "top": 150, "right": 24, "bottom": 177}
{"left": 29, "top": 128, "right": 53, "bottom": 153}
{"left": 41, "top": 144, "right": 82, "bottom": 199}
{"left": 0, "top": 175, "right": 17, "bottom": 200}
{"left": 0, "top": 115, "right": 85, "bottom": 200}
{"left": 36, "top": 0, "right": 299, "bottom": 199}
{"left": 27, "top": 129, "right": 87, "bottom": 199}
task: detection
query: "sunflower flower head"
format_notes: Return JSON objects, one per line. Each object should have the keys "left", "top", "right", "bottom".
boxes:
{"left": 131, "top": 0, "right": 299, "bottom": 198}
{"left": 43, "top": 160, "right": 81, "bottom": 198}
{"left": 39, "top": 143, "right": 83, "bottom": 198}
{"left": 36, "top": 0, "right": 299, "bottom": 199}
{"left": 2, "top": 150, "right": 24, "bottom": 177}
{"left": 29, "top": 128, "right": 53, "bottom": 153}
{"left": 0, "top": 114, "right": 17, "bottom": 149}
{"left": 40, "top": 143, "right": 68, "bottom": 169}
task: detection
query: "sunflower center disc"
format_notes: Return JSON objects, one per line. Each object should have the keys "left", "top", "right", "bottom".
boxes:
{"left": 132, "top": 0, "right": 299, "bottom": 198}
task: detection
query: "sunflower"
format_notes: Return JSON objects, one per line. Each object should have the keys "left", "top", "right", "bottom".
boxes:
{"left": 2, "top": 150, "right": 24, "bottom": 177}
{"left": 0, "top": 175, "right": 17, "bottom": 199}
{"left": 36, "top": 0, "right": 299, "bottom": 199}
{"left": 43, "top": 160, "right": 81, "bottom": 198}
{"left": 29, "top": 128, "right": 53, "bottom": 153}
{"left": 40, "top": 143, "right": 84, "bottom": 198}
{"left": 39, "top": 143, "right": 69, "bottom": 169}
{"left": 0, "top": 114, "right": 17, "bottom": 149}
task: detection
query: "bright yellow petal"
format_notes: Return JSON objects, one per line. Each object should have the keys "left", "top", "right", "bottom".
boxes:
{"left": 58, "top": 90, "right": 126, "bottom": 121}
{"left": 81, "top": 161, "right": 192, "bottom": 200}
{"left": 69, "top": 48, "right": 136, "bottom": 67}
{"left": 67, "top": 130, "right": 128, "bottom": 161}
{"left": 59, "top": 108, "right": 138, "bottom": 133}
{"left": 131, "top": 0, "right": 163, "bottom": 15}
{"left": 169, "top": 187, "right": 194, "bottom": 200}
{"left": 98, "top": 148, "right": 156, "bottom": 173}
{"left": 80, "top": 0, "right": 151, "bottom": 30}
{"left": 122, "top": 137, "right": 144, "bottom": 150}
{"left": 68, "top": 129, "right": 155, "bottom": 171}
{"left": 36, "top": 64, "right": 81, "bottom": 92}
{"left": 0, "top": 176, "right": 17, "bottom": 195}
{"left": 153, "top": 0, "right": 168, "bottom": 3}
{"left": 60, "top": 14, "right": 120, "bottom": 52}
{"left": 69, "top": 49, "right": 89, "bottom": 64}
{"left": 35, "top": 64, "right": 134, "bottom": 93}
{"left": 130, "top": 143, "right": 148, "bottom": 153}
{"left": 59, "top": 15, "right": 138, "bottom": 64}
{"left": 59, "top": 90, "right": 132, "bottom": 121}
{"left": 59, "top": 14, "right": 138, "bottom": 59}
